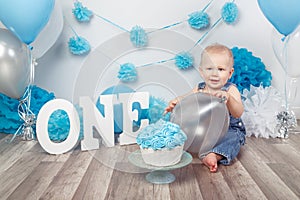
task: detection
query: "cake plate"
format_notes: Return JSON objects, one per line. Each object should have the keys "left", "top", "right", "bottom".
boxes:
{"left": 128, "top": 150, "right": 192, "bottom": 184}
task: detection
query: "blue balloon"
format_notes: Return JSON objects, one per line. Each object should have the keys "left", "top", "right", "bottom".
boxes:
{"left": 258, "top": 0, "right": 300, "bottom": 36}
{"left": 96, "top": 85, "right": 138, "bottom": 134}
{"left": 0, "top": 0, "right": 55, "bottom": 44}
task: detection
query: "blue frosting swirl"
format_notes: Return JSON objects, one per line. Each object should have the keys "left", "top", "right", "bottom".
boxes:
{"left": 136, "top": 119, "right": 187, "bottom": 150}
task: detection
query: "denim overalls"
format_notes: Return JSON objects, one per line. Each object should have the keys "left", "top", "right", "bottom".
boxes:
{"left": 198, "top": 82, "right": 246, "bottom": 165}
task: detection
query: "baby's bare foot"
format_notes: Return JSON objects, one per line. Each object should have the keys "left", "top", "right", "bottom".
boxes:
{"left": 202, "top": 153, "right": 219, "bottom": 173}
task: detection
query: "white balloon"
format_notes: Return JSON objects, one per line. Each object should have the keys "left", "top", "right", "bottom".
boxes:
{"left": 30, "top": 0, "right": 63, "bottom": 59}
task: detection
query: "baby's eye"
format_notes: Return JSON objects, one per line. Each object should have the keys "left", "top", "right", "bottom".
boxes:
{"left": 206, "top": 67, "right": 212, "bottom": 70}
{"left": 218, "top": 68, "right": 225, "bottom": 71}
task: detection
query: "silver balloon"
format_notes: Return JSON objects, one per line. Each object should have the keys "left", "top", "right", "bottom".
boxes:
{"left": 170, "top": 92, "right": 229, "bottom": 155}
{"left": 0, "top": 28, "right": 32, "bottom": 99}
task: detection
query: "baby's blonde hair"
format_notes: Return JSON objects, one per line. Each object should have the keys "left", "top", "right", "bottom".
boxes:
{"left": 200, "top": 43, "right": 234, "bottom": 67}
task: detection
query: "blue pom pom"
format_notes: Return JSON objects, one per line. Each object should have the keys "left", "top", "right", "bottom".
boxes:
{"left": 30, "top": 85, "right": 55, "bottom": 114}
{"left": 48, "top": 105, "right": 83, "bottom": 141}
{"left": 221, "top": 2, "right": 238, "bottom": 24}
{"left": 68, "top": 36, "right": 91, "bottom": 55}
{"left": 130, "top": 26, "right": 148, "bottom": 47}
{"left": 142, "top": 96, "right": 170, "bottom": 123}
{"left": 118, "top": 63, "right": 138, "bottom": 82}
{"left": 229, "top": 47, "right": 272, "bottom": 93}
{"left": 0, "top": 86, "right": 84, "bottom": 141}
{"left": 175, "top": 52, "right": 194, "bottom": 69}
{"left": 72, "top": 2, "right": 93, "bottom": 22}
{"left": 188, "top": 11, "right": 210, "bottom": 30}
{"left": 0, "top": 86, "right": 55, "bottom": 134}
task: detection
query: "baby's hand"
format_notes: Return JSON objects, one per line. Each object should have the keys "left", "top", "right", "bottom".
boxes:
{"left": 163, "top": 99, "right": 178, "bottom": 115}
{"left": 212, "top": 91, "right": 229, "bottom": 103}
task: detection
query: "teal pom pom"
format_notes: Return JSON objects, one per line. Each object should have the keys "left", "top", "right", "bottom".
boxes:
{"left": 48, "top": 105, "right": 83, "bottom": 141}
{"left": 229, "top": 47, "right": 272, "bottom": 93}
{"left": 130, "top": 25, "right": 148, "bottom": 47}
{"left": 142, "top": 96, "right": 170, "bottom": 124}
{"left": 188, "top": 11, "right": 210, "bottom": 30}
{"left": 118, "top": 63, "right": 137, "bottom": 82}
{"left": 221, "top": 2, "right": 238, "bottom": 24}
{"left": 175, "top": 52, "right": 194, "bottom": 69}
{"left": 0, "top": 86, "right": 84, "bottom": 141}
{"left": 0, "top": 86, "right": 55, "bottom": 134}
{"left": 72, "top": 2, "right": 93, "bottom": 22}
{"left": 68, "top": 36, "right": 91, "bottom": 55}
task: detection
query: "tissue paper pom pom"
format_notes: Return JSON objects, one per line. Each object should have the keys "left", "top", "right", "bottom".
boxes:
{"left": 130, "top": 26, "right": 148, "bottom": 47}
{"left": 0, "top": 86, "right": 55, "bottom": 134}
{"left": 188, "top": 11, "right": 210, "bottom": 30}
{"left": 229, "top": 47, "right": 272, "bottom": 93}
{"left": 141, "top": 96, "right": 170, "bottom": 124}
{"left": 68, "top": 36, "right": 91, "bottom": 55}
{"left": 241, "top": 85, "right": 282, "bottom": 138}
{"left": 48, "top": 105, "right": 83, "bottom": 141}
{"left": 72, "top": 2, "right": 93, "bottom": 22}
{"left": 29, "top": 85, "right": 56, "bottom": 114}
{"left": 0, "top": 95, "right": 22, "bottom": 133}
{"left": 175, "top": 52, "right": 194, "bottom": 69}
{"left": 221, "top": 2, "right": 238, "bottom": 24}
{"left": 118, "top": 63, "right": 137, "bottom": 82}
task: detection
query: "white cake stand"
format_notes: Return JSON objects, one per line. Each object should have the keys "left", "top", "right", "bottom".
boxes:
{"left": 128, "top": 150, "right": 192, "bottom": 184}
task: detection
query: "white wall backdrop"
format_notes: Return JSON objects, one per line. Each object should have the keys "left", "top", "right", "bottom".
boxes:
{"left": 23, "top": 0, "right": 300, "bottom": 117}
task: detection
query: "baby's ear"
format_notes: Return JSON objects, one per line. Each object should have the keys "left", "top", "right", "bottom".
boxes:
{"left": 229, "top": 67, "right": 234, "bottom": 78}
{"left": 199, "top": 66, "right": 204, "bottom": 76}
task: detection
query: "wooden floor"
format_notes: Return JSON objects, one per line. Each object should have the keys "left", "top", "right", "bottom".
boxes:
{"left": 1, "top": 128, "right": 300, "bottom": 200}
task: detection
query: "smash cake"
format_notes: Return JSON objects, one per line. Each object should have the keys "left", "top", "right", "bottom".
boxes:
{"left": 136, "top": 119, "right": 187, "bottom": 167}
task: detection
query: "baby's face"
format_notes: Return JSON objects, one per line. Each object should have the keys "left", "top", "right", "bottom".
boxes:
{"left": 199, "top": 52, "right": 234, "bottom": 91}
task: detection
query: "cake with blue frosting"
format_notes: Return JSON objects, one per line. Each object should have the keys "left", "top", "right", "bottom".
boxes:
{"left": 136, "top": 119, "right": 187, "bottom": 167}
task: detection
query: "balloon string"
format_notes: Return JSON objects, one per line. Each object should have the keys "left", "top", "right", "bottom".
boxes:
{"left": 283, "top": 36, "right": 290, "bottom": 110}
{"left": 8, "top": 80, "right": 35, "bottom": 143}
{"left": 7, "top": 125, "right": 23, "bottom": 143}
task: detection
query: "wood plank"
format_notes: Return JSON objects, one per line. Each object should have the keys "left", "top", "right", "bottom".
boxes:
{"left": 170, "top": 164, "right": 203, "bottom": 200}
{"left": 271, "top": 143, "right": 300, "bottom": 172}
{"left": 0, "top": 134, "right": 11, "bottom": 153}
{"left": 39, "top": 149, "right": 95, "bottom": 199}
{"left": 152, "top": 184, "right": 171, "bottom": 200}
{"left": 124, "top": 171, "right": 158, "bottom": 200}
{"left": 267, "top": 163, "right": 300, "bottom": 198}
{"left": 72, "top": 147, "right": 116, "bottom": 200}
{"left": 1, "top": 133, "right": 299, "bottom": 199}
{"left": 193, "top": 164, "right": 235, "bottom": 200}
{"left": 0, "top": 151, "right": 45, "bottom": 199}
{"left": 104, "top": 162, "right": 163, "bottom": 200}
{"left": 287, "top": 133, "right": 300, "bottom": 152}
{"left": 0, "top": 134, "right": 28, "bottom": 154}
{"left": 245, "top": 137, "right": 285, "bottom": 163}
{"left": 247, "top": 136, "right": 300, "bottom": 171}
{"left": 7, "top": 161, "right": 65, "bottom": 200}
{"left": 220, "top": 159, "right": 267, "bottom": 199}
{"left": 72, "top": 158, "right": 113, "bottom": 200}
{"left": 238, "top": 143, "right": 298, "bottom": 199}
{"left": 0, "top": 139, "right": 37, "bottom": 173}
{"left": 0, "top": 133, "right": 9, "bottom": 140}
